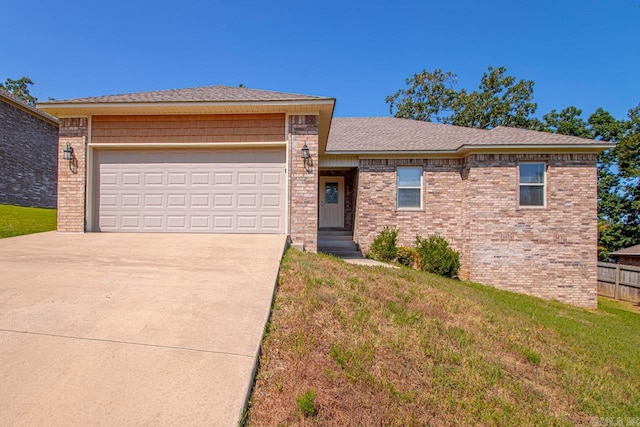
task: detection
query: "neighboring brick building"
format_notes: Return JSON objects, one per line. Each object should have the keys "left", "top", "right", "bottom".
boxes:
{"left": 40, "top": 86, "right": 609, "bottom": 308}
{"left": 0, "top": 90, "right": 59, "bottom": 208}
{"left": 610, "top": 245, "right": 640, "bottom": 267}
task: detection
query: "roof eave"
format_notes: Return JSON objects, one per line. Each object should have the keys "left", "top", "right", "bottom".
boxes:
{"left": 1, "top": 93, "right": 59, "bottom": 126}
{"left": 325, "top": 143, "right": 614, "bottom": 157}
{"left": 38, "top": 99, "right": 336, "bottom": 118}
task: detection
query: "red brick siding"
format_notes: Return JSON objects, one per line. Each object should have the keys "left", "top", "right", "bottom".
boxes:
{"left": 355, "top": 153, "right": 598, "bottom": 309}
{"left": 57, "top": 118, "right": 88, "bottom": 232}
{"left": 355, "top": 158, "right": 465, "bottom": 253}
{"left": 288, "top": 115, "right": 319, "bottom": 251}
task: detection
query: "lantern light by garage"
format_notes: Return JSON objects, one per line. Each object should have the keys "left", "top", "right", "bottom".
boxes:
{"left": 62, "top": 143, "right": 74, "bottom": 160}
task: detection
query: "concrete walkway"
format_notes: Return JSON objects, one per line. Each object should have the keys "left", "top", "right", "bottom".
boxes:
{"left": 0, "top": 232, "right": 286, "bottom": 426}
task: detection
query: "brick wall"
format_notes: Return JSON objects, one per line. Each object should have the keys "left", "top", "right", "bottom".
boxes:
{"left": 91, "top": 114, "right": 285, "bottom": 144}
{"left": 354, "top": 153, "right": 599, "bottom": 309}
{"left": 355, "top": 158, "right": 465, "bottom": 252}
{"left": 0, "top": 98, "right": 58, "bottom": 208}
{"left": 57, "top": 118, "right": 88, "bottom": 232}
{"left": 288, "top": 115, "right": 319, "bottom": 251}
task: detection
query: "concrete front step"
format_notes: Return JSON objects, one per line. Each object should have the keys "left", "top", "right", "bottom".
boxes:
{"left": 317, "top": 240, "right": 358, "bottom": 248}
{"left": 320, "top": 250, "right": 363, "bottom": 259}
{"left": 318, "top": 234, "right": 353, "bottom": 241}
{"left": 318, "top": 229, "right": 352, "bottom": 236}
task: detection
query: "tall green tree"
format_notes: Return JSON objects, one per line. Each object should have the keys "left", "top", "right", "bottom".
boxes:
{"left": 541, "top": 106, "right": 594, "bottom": 138}
{"left": 596, "top": 106, "right": 640, "bottom": 259}
{"left": 386, "top": 66, "right": 538, "bottom": 129}
{"left": 0, "top": 76, "right": 37, "bottom": 105}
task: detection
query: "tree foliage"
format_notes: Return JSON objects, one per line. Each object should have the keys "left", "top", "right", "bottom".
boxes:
{"left": 0, "top": 76, "right": 37, "bottom": 105}
{"left": 387, "top": 67, "right": 640, "bottom": 260}
{"left": 386, "top": 66, "right": 538, "bottom": 129}
{"left": 597, "top": 108, "right": 640, "bottom": 259}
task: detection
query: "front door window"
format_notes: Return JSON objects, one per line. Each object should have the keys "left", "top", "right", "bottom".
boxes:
{"left": 325, "top": 182, "right": 338, "bottom": 204}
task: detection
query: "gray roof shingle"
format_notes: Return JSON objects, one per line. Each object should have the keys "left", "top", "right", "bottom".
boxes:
{"left": 327, "top": 117, "right": 605, "bottom": 152}
{"left": 42, "top": 85, "right": 332, "bottom": 104}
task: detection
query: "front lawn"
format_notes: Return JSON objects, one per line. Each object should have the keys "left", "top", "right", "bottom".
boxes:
{"left": 245, "top": 249, "right": 640, "bottom": 426}
{"left": 0, "top": 204, "right": 56, "bottom": 238}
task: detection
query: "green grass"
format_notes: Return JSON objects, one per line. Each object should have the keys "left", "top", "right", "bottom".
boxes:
{"left": 0, "top": 204, "right": 56, "bottom": 238}
{"left": 246, "top": 248, "right": 640, "bottom": 426}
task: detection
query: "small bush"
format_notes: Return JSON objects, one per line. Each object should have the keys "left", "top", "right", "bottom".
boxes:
{"left": 396, "top": 246, "right": 421, "bottom": 269}
{"left": 296, "top": 389, "right": 317, "bottom": 417}
{"left": 367, "top": 227, "right": 398, "bottom": 262}
{"left": 415, "top": 234, "right": 460, "bottom": 278}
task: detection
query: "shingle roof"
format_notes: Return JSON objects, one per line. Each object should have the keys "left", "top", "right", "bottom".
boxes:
{"left": 326, "top": 117, "right": 605, "bottom": 152}
{"left": 0, "top": 89, "right": 59, "bottom": 124}
{"left": 610, "top": 245, "right": 640, "bottom": 257}
{"left": 41, "top": 85, "right": 332, "bottom": 104}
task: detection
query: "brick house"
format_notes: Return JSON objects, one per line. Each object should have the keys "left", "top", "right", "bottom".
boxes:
{"left": 610, "top": 245, "right": 640, "bottom": 267}
{"left": 1, "top": 90, "right": 59, "bottom": 208}
{"left": 39, "top": 86, "right": 611, "bottom": 308}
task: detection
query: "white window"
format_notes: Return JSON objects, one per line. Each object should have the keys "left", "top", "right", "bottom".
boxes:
{"left": 519, "top": 163, "right": 546, "bottom": 206}
{"left": 397, "top": 167, "right": 422, "bottom": 209}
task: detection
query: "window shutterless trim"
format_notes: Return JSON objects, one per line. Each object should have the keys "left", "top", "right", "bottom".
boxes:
{"left": 396, "top": 166, "right": 423, "bottom": 210}
{"left": 518, "top": 162, "right": 546, "bottom": 208}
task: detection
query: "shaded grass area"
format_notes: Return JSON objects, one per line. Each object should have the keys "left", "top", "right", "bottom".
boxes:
{"left": 246, "top": 249, "right": 640, "bottom": 426}
{"left": 0, "top": 204, "right": 56, "bottom": 238}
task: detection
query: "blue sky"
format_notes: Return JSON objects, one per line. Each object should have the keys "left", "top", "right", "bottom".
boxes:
{"left": 3, "top": 0, "right": 638, "bottom": 120}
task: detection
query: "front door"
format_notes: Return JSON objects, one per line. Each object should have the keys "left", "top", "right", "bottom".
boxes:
{"left": 319, "top": 176, "right": 344, "bottom": 228}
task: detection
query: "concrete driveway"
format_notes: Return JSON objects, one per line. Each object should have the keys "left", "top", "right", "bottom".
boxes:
{"left": 0, "top": 231, "right": 286, "bottom": 426}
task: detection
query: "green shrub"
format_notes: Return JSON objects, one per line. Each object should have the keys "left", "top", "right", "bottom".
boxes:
{"left": 367, "top": 227, "right": 398, "bottom": 262}
{"left": 414, "top": 234, "right": 460, "bottom": 278}
{"left": 296, "top": 389, "right": 317, "bottom": 417}
{"left": 396, "top": 246, "right": 421, "bottom": 269}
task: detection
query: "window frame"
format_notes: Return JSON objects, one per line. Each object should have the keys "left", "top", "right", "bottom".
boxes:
{"left": 396, "top": 166, "right": 423, "bottom": 210}
{"left": 518, "top": 162, "right": 546, "bottom": 208}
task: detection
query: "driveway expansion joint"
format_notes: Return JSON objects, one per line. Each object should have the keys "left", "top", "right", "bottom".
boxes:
{"left": 0, "top": 328, "right": 255, "bottom": 359}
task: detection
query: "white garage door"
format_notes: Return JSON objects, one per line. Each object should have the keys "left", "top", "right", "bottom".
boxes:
{"left": 94, "top": 148, "right": 285, "bottom": 233}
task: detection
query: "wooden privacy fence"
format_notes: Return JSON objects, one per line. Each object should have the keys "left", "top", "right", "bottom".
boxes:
{"left": 597, "top": 262, "right": 640, "bottom": 303}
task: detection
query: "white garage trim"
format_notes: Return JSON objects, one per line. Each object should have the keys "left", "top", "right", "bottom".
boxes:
{"left": 92, "top": 147, "right": 286, "bottom": 234}
{"left": 90, "top": 141, "right": 287, "bottom": 148}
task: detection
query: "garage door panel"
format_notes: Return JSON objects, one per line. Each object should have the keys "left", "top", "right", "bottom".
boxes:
{"left": 95, "top": 148, "right": 285, "bottom": 233}
{"left": 101, "top": 173, "right": 118, "bottom": 186}
{"left": 122, "top": 194, "right": 141, "bottom": 207}
{"left": 190, "top": 172, "right": 211, "bottom": 185}
{"left": 144, "top": 173, "right": 164, "bottom": 186}
{"left": 213, "top": 172, "right": 233, "bottom": 186}
{"left": 167, "top": 194, "right": 187, "bottom": 208}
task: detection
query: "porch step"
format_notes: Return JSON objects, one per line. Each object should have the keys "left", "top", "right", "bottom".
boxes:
{"left": 319, "top": 243, "right": 359, "bottom": 252}
{"left": 318, "top": 229, "right": 352, "bottom": 236}
{"left": 321, "top": 250, "right": 363, "bottom": 259}
{"left": 317, "top": 229, "right": 362, "bottom": 259}
{"left": 317, "top": 240, "right": 357, "bottom": 248}
{"left": 318, "top": 234, "right": 353, "bottom": 242}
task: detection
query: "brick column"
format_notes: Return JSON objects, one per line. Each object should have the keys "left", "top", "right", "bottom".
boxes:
{"left": 57, "top": 118, "right": 88, "bottom": 232}
{"left": 288, "top": 115, "right": 319, "bottom": 252}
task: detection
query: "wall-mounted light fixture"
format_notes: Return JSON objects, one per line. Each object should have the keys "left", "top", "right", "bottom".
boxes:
{"left": 62, "top": 142, "right": 78, "bottom": 174}
{"left": 62, "top": 143, "right": 74, "bottom": 160}
{"left": 301, "top": 143, "right": 312, "bottom": 172}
